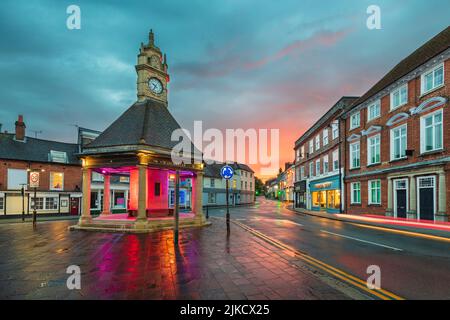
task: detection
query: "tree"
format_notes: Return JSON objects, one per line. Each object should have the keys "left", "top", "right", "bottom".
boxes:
{"left": 254, "top": 176, "right": 264, "bottom": 196}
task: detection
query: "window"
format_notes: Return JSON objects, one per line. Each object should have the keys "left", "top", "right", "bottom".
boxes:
{"left": 296, "top": 148, "right": 300, "bottom": 161}
{"left": 350, "top": 112, "right": 360, "bottom": 130}
{"left": 309, "top": 140, "right": 314, "bottom": 154}
{"left": 232, "top": 179, "right": 236, "bottom": 189}
{"left": 351, "top": 182, "right": 361, "bottom": 204}
{"left": 210, "top": 178, "right": 215, "bottom": 188}
{"left": 119, "top": 176, "right": 129, "bottom": 183}
{"left": 300, "top": 146, "right": 305, "bottom": 159}
{"left": 323, "top": 129, "right": 329, "bottom": 146}
{"left": 368, "top": 180, "right": 381, "bottom": 205}
{"left": 332, "top": 149, "right": 339, "bottom": 171}
{"left": 390, "top": 84, "right": 408, "bottom": 110}
{"left": 300, "top": 166, "right": 305, "bottom": 179}
{"left": 332, "top": 123, "right": 339, "bottom": 140}
{"left": 421, "top": 110, "right": 443, "bottom": 153}
{"left": 323, "top": 156, "right": 329, "bottom": 174}
{"left": 240, "top": 181, "right": 243, "bottom": 189}
{"left": 315, "top": 135, "right": 320, "bottom": 151}
{"left": 309, "top": 162, "right": 314, "bottom": 177}
{"left": 92, "top": 172, "right": 104, "bottom": 182}
{"left": 250, "top": 182, "right": 252, "bottom": 191}
{"left": 31, "top": 197, "right": 44, "bottom": 210}
{"left": 367, "top": 134, "right": 381, "bottom": 165}
{"left": 7, "top": 169, "right": 27, "bottom": 190}
{"left": 391, "top": 125, "right": 407, "bottom": 160}
{"left": 49, "top": 150, "right": 68, "bottom": 164}
{"left": 315, "top": 160, "right": 321, "bottom": 176}
{"left": 155, "top": 182, "right": 161, "bottom": 196}
{"left": 208, "top": 193, "right": 216, "bottom": 204}
{"left": 367, "top": 101, "right": 381, "bottom": 121}
{"left": 50, "top": 172, "right": 64, "bottom": 191}
{"left": 45, "top": 197, "right": 58, "bottom": 210}
{"left": 349, "top": 142, "right": 360, "bottom": 169}
{"left": 245, "top": 181, "right": 248, "bottom": 190}
{"left": 113, "top": 191, "right": 126, "bottom": 208}
{"left": 421, "top": 63, "right": 444, "bottom": 95}
{"left": 0, "top": 197, "right": 3, "bottom": 210}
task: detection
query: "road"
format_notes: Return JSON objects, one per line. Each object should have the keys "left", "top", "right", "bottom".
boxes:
{"left": 209, "top": 197, "right": 450, "bottom": 300}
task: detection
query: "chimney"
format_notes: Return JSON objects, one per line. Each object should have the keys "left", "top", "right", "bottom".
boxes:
{"left": 15, "top": 115, "right": 26, "bottom": 141}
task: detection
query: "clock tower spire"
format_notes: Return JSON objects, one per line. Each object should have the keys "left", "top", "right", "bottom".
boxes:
{"left": 136, "top": 30, "right": 169, "bottom": 105}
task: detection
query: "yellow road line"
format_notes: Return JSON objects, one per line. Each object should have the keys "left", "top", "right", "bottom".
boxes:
{"left": 232, "top": 219, "right": 404, "bottom": 300}
{"left": 350, "top": 223, "right": 450, "bottom": 243}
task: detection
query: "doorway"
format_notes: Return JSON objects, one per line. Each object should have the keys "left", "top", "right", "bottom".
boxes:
{"left": 417, "top": 176, "right": 435, "bottom": 221}
{"left": 394, "top": 179, "right": 408, "bottom": 218}
{"left": 70, "top": 197, "right": 80, "bottom": 215}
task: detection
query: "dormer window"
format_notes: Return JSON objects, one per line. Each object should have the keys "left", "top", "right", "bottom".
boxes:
{"left": 49, "top": 150, "right": 68, "bottom": 164}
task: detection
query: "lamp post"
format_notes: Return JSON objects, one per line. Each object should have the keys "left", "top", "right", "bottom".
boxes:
{"left": 220, "top": 165, "right": 234, "bottom": 234}
{"left": 174, "top": 170, "right": 180, "bottom": 244}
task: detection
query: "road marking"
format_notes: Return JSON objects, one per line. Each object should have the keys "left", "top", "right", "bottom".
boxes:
{"left": 231, "top": 219, "right": 404, "bottom": 300}
{"left": 320, "top": 230, "right": 403, "bottom": 251}
{"left": 350, "top": 223, "right": 450, "bottom": 243}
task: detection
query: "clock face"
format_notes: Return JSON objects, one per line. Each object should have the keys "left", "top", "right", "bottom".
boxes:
{"left": 148, "top": 77, "right": 163, "bottom": 94}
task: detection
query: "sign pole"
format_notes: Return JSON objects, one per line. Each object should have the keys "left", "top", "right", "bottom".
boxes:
{"left": 32, "top": 187, "right": 37, "bottom": 230}
{"left": 226, "top": 179, "right": 230, "bottom": 234}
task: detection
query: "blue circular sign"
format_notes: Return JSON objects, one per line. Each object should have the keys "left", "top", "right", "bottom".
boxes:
{"left": 220, "top": 165, "right": 234, "bottom": 180}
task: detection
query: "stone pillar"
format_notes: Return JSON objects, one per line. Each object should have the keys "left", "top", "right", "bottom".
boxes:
{"left": 386, "top": 178, "right": 393, "bottom": 217}
{"left": 79, "top": 168, "right": 92, "bottom": 225}
{"left": 408, "top": 176, "right": 417, "bottom": 219}
{"left": 436, "top": 171, "right": 448, "bottom": 222}
{"left": 136, "top": 165, "right": 148, "bottom": 226}
{"left": 194, "top": 171, "right": 205, "bottom": 223}
{"left": 101, "top": 174, "right": 111, "bottom": 215}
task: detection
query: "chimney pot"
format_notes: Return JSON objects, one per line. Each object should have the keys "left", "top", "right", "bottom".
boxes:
{"left": 15, "top": 114, "right": 26, "bottom": 141}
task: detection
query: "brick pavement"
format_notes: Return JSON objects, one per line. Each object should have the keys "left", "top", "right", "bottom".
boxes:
{"left": 0, "top": 218, "right": 354, "bottom": 300}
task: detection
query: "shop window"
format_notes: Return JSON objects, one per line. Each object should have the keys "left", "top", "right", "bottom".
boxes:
{"left": 45, "top": 197, "right": 58, "bottom": 210}
{"left": 210, "top": 178, "right": 215, "bottom": 188}
{"left": 327, "top": 190, "right": 341, "bottom": 209}
{"left": 31, "top": 197, "right": 44, "bottom": 210}
{"left": 0, "top": 197, "right": 3, "bottom": 210}
{"left": 114, "top": 191, "right": 126, "bottom": 208}
{"left": 50, "top": 172, "right": 64, "bottom": 191}
{"left": 7, "top": 169, "right": 27, "bottom": 190}
{"left": 90, "top": 191, "right": 100, "bottom": 209}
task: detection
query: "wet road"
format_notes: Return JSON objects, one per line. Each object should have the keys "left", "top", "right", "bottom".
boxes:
{"left": 209, "top": 198, "right": 450, "bottom": 300}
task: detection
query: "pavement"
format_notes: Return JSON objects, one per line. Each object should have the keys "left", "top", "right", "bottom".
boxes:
{"left": 209, "top": 198, "right": 450, "bottom": 300}
{"left": 0, "top": 216, "right": 359, "bottom": 300}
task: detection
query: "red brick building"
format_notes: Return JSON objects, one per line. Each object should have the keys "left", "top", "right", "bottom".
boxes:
{"left": 0, "top": 116, "right": 83, "bottom": 215}
{"left": 343, "top": 27, "right": 450, "bottom": 221}
{"left": 293, "top": 97, "right": 358, "bottom": 212}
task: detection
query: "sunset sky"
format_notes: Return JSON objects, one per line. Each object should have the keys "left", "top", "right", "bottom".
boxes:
{"left": 0, "top": 0, "right": 449, "bottom": 180}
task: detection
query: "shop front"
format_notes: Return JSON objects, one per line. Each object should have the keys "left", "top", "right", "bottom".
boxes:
{"left": 294, "top": 180, "right": 307, "bottom": 209}
{"left": 310, "top": 175, "right": 341, "bottom": 213}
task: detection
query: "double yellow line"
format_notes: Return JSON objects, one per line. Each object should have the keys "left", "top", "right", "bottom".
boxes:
{"left": 232, "top": 219, "right": 404, "bottom": 300}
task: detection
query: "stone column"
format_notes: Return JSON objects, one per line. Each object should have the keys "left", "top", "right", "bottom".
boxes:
{"left": 135, "top": 165, "right": 148, "bottom": 227}
{"left": 437, "top": 171, "right": 448, "bottom": 222}
{"left": 386, "top": 178, "right": 393, "bottom": 217}
{"left": 194, "top": 171, "right": 205, "bottom": 224}
{"left": 79, "top": 168, "right": 92, "bottom": 225}
{"left": 101, "top": 174, "right": 111, "bottom": 215}
{"left": 408, "top": 176, "right": 417, "bottom": 219}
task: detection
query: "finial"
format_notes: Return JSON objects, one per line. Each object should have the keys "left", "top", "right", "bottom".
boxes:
{"left": 149, "top": 29, "right": 155, "bottom": 46}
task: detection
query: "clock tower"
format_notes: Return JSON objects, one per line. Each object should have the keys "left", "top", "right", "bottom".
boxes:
{"left": 136, "top": 30, "right": 169, "bottom": 105}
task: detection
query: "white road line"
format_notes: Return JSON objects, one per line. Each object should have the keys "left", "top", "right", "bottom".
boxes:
{"left": 320, "top": 230, "right": 403, "bottom": 251}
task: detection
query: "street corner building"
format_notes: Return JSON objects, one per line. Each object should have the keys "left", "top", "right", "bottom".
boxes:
{"left": 0, "top": 116, "right": 82, "bottom": 216}
{"left": 343, "top": 27, "right": 450, "bottom": 222}
{"left": 72, "top": 30, "right": 209, "bottom": 232}
{"left": 292, "top": 26, "right": 450, "bottom": 222}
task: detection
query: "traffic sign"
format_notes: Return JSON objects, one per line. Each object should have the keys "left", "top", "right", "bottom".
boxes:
{"left": 29, "top": 171, "right": 40, "bottom": 188}
{"left": 220, "top": 165, "right": 234, "bottom": 180}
